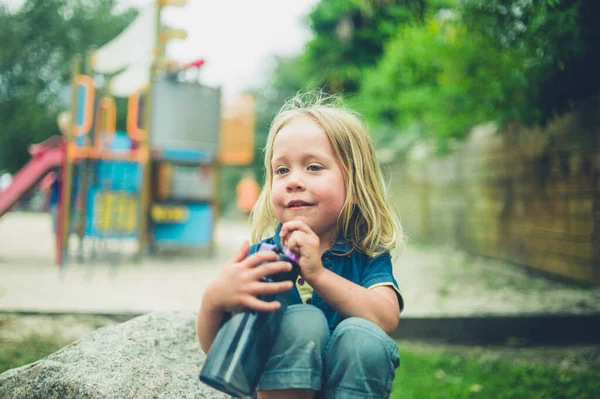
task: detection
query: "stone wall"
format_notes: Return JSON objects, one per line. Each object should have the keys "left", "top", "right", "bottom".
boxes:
{"left": 386, "top": 96, "right": 600, "bottom": 284}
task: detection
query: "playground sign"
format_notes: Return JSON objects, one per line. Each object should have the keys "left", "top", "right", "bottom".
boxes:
{"left": 151, "top": 204, "right": 189, "bottom": 223}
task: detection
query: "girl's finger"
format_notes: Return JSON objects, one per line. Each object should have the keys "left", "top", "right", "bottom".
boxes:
{"left": 249, "top": 260, "right": 292, "bottom": 280}
{"left": 279, "top": 220, "right": 312, "bottom": 242}
{"left": 286, "top": 235, "right": 297, "bottom": 251}
{"left": 286, "top": 230, "right": 306, "bottom": 252}
{"left": 242, "top": 250, "right": 279, "bottom": 268}
{"left": 241, "top": 296, "right": 282, "bottom": 313}
{"left": 247, "top": 280, "right": 294, "bottom": 296}
{"left": 280, "top": 220, "right": 296, "bottom": 235}
{"left": 231, "top": 240, "right": 250, "bottom": 263}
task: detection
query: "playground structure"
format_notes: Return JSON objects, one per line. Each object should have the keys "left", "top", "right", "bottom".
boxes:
{"left": 0, "top": 0, "right": 256, "bottom": 267}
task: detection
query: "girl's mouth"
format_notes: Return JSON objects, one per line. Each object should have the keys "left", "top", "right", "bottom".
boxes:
{"left": 287, "top": 200, "right": 313, "bottom": 208}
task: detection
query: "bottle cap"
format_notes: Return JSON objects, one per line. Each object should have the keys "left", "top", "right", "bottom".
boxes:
{"left": 258, "top": 243, "right": 298, "bottom": 262}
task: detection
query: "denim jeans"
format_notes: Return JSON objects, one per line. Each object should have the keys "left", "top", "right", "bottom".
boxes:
{"left": 255, "top": 304, "right": 400, "bottom": 398}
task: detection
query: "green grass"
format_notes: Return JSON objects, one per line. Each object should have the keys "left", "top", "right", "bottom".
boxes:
{"left": 391, "top": 348, "right": 600, "bottom": 399}
{"left": 0, "top": 333, "right": 70, "bottom": 374}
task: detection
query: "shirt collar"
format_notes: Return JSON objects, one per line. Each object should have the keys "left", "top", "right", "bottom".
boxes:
{"left": 273, "top": 223, "right": 352, "bottom": 256}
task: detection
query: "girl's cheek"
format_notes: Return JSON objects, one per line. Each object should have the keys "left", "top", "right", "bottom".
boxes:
{"left": 272, "top": 181, "right": 285, "bottom": 196}
{"left": 270, "top": 186, "right": 283, "bottom": 206}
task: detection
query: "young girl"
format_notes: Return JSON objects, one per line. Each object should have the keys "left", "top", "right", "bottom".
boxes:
{"left": 197, "top": 92, "right": 404, "bottom": 399}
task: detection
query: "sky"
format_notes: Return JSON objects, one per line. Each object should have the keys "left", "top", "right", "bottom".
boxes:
{"left": 3, "top": 0, "right": 319, "bottom": 99}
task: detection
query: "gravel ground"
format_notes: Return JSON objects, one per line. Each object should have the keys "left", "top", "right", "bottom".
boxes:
{"left": 394, "top": 243, "right": 600, "bottom": 317}
{"left": 0, "top": 212, "right": 599, "bottom": 317}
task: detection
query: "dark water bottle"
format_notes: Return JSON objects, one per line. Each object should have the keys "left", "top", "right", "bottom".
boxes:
{"left": 199, "top": 243, "right": 300, "bottom": 398}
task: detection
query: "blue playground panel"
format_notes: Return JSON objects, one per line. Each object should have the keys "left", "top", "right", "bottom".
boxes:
{"left": 76, "top": 85, "right": 86, "bottom": 127}
{"left": 96, "top": 160, "right": 141, "bottom": 191}
{"left": 152, "top": 146, "right": 216, "bottom": 248}
{"left": 152, "top": 203, "right": 213, "bottom": 247}
{"left": 81, "top": 131, "right": 142, "bottom": 238}
{"left": 108, "top": 132, "right": 133, "bottom": 150}
{"left": 157, "top": 148, "right": 215, "bottom": 163}
{"left": 74, "top": 131, "right": 214, "bottom": 246}
{"left": 84, "top": 186, "right": 139, "bottom": 238}
{"left": 93, "top": 132, "right": 142, "bottom": 191}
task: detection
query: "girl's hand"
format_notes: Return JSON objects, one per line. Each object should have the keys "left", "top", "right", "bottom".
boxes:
{"left": 279, "top": 220, "right": 325, "bottom": 284}
{"left": 204, "top": 240, "right": 294, "bottom": 314}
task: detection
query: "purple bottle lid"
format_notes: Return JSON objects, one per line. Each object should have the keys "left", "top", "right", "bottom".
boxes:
{"left": 259, "top": 243, "right": 277, "bottom": 252}
{"left": 258, "top": 243, "right": 298, "bottom": 262}
{"left": 281, "top": 247, "right": 298, "bottom": 262}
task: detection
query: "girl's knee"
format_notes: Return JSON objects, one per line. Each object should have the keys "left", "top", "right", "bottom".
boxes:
{"left": 327, "top": 317, "right": 399, "bottom": 369}
{"left": 257, "top": 305, "right": 330, "bottom": 392}
{"left": 322, "top": 318, "right": 400, "bottom": 398}
{"left": 277, "top": 305, "right": 330, "bottom": 348}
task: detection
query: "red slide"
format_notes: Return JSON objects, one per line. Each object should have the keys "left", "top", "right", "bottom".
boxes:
{"left": 0, "top": 136, "right": 65, "bottom": 218}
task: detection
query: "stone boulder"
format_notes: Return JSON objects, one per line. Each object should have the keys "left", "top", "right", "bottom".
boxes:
{"left": 0, "top": 312, "right": 228, "bottom": 398}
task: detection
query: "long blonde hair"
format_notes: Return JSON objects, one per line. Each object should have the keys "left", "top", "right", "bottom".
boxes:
{"left": 250, "top": 91, "right": 402, "bottom": 257}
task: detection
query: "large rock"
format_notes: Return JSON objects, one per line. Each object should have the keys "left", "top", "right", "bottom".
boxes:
{"left": 0, "top": 312, "right": 228, "bottom": 398}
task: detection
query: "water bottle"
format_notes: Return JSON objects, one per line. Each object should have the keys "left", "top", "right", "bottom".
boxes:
{"left": 199, "top": 243, "right": 300, "bottom": 398}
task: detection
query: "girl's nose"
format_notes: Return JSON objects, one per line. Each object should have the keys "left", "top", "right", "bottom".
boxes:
{"left": 285, "top": 173, "right": 305, "bottom": 192}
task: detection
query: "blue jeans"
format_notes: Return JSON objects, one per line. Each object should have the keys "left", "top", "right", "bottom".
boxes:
{"left": 256, "top": 304, "right": 400, "bottom": 398}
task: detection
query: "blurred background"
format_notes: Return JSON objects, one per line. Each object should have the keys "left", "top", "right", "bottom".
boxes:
{"left": 0, "top": 0, "right": 599, "bottom": 398}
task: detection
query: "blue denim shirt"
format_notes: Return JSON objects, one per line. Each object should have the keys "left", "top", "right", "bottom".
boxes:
{"left": 249, "top": 224, "right": 404, "bottom": 331}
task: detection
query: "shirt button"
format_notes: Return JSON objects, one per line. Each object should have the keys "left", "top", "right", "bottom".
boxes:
{"left": 306, "top": 298, "right": 312, "bottom": 304}
{"left": 297, "top": 277, "right": 305, "bottom": 285}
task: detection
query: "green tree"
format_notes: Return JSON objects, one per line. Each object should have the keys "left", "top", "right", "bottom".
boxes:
{"left": 0, "top": 0, "right": 137, "bottom": 173}
{"left": 359, "top": 16, "right": 524, "bottom": 145}
{"left": 461, "top": 0, "right": 600, "bottom": 125}
{"left": 304, "top": 0, "right": 440, "bottom": 94}
{"left": 358, "top": 0, "right": 600, "bottom": 147}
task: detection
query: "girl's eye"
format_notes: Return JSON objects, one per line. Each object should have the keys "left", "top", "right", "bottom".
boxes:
{"left": 308, "top": 164, "right": 323, "bottom": 172}
{"left": 275, "top": 167, "right": 289, "bottom": 175}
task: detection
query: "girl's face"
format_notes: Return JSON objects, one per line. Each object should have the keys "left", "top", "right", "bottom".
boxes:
{"left": 270, "top": 116, "right": 347, "bottom": 246}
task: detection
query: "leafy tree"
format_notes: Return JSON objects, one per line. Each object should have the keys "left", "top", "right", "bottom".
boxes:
{"left": 0, "top": 0, "right": 137, "bottom": 173}
{"left": 358, "top": 16, "right": 520, "bottom": 144}
{"left": 358, "top": 0, "right": 600, "bottom": 147}
{"left": 303, "top": 0, "right": 439, "bottom": 94}
{"left": 461, "top": 0, "right": 600, "bottom": 125}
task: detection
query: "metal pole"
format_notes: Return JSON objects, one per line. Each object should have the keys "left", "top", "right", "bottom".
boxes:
{"left": 58, "top": 55, "right": 81, "bottom": 270}
{"left": 137, "top": 1, "right": 164, "bottom": 255}
{"left": 75, "top": 47, "right": 96, "bottom": 263}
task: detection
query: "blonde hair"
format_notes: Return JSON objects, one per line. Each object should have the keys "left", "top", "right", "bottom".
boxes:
{"left": 250, "top": 91, "right": 402, "bottom": 257}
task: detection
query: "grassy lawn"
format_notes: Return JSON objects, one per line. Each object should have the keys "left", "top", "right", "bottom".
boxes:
{"left": 1, "top": 314, "right": 598, "bottom": 398}
{"left": 0, "top": 313, "right": 119, "bottom": 374}
{"left": 392, "top": 345, "right": 600, "bottom": 399}
{"left": 0, "top": 332, "right": 70, "bottom": 374}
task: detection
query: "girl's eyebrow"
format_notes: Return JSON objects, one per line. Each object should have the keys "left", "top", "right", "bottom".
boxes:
{"left": 272, "top": 151, "right": 331, "bottom": 165}
{"left": 271, "top": 155, "right": 287, "bottom": 164}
